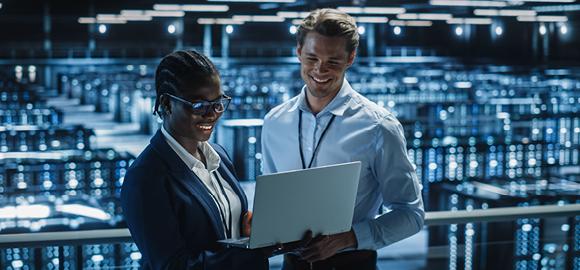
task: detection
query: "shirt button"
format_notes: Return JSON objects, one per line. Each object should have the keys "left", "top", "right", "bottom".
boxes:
{"left": 307, "top": 147, "right": 313, "bottom": 151}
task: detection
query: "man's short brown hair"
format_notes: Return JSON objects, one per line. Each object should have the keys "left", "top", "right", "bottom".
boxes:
{"left": 297, "top": 8, "right": 359, "bottom": 54}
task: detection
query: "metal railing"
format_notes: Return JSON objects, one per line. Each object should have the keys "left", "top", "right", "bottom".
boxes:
{"left": 0, "top": 204, "right": 578, "bottom": 248}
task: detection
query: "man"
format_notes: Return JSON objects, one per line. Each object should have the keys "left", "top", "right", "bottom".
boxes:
{"left": 261, "top": 8, "right": 425, "bottom": 269}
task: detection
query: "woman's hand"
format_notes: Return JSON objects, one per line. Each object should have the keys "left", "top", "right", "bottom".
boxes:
{"left": 242, "top": 211, "right": 252, "bottom": 237}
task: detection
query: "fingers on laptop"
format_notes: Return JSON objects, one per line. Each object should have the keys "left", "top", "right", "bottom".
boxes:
{"left": 242, "top": 211, "right": 253, "bottom": 237}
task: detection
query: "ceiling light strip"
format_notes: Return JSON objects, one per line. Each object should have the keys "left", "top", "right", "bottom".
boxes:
{"left": 397, "top": 13, "right": 453, "bottom": 20}
{"left": 153, "top": 4, "right": 229, "bottom": 12}
{"left": 517, "top": 15, "right": 568, "bottom": 22}
{"left": 232, "top": 15, "right": 285, "bottom": 22}
{"left": 430, "top": 0, "right": 508, "bottom": 7}
{"left": 447, "top": 18, "right": 493, "bottom": 24}
{"left": 356, "top": 17, "right": 389, "bottom": 23}
{"left": 337, "top": 6, "right": 405, "bottom": 14}
{"left": 390, "top": 20, "right": 433, "bottom": 27}
{"left": 474, "top": 9, "right": 537, "bottom": 16}
{"left": 197, "top": 18, "right": 245, "bottom": 25}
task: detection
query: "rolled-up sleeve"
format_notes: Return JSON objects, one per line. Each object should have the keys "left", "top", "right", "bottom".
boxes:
{"left": 352, "top": 117, "right": 425, "bottom": 250}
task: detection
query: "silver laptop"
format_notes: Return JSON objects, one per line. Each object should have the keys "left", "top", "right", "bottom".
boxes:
{"left": 219, "top": 161, "right": 361, "bottom": 249}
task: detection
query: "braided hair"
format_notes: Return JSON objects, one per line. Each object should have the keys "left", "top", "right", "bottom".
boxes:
{"left": 153, "top": 50, "right": 219, "bottom": 117}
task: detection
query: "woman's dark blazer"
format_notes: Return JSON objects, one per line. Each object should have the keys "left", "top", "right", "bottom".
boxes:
{"left": 121, "top": 130, "right": 267, "bottom": 270}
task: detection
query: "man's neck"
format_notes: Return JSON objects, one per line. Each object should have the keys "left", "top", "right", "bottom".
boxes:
{"left": 305, "top": 88, "right": 340, "bottom": 115}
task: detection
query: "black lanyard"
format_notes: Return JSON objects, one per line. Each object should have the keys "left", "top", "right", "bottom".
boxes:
{"left": 208, "top": 171, "right": 233, "bottom": 239}
{"left": 298, "top": 110, "right": 336, "bottom": 169}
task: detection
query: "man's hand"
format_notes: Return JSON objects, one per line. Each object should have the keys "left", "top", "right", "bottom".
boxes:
{"left": 299, "top": 229, "right": 357, "bottom": 263}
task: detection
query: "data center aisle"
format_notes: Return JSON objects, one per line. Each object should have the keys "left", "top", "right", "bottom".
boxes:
{"left": 46, "top": 94, "right": 152, "bottom": 157}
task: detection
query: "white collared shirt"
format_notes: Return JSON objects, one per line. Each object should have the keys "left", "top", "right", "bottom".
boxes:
{"left": 262, "top": 79, "right": 424, "bottom": 250}
{"left": 161, "top": 126, "right": 242, "bottom": 239}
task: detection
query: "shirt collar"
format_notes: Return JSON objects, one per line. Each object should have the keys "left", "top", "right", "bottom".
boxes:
{"left": 161, "top": 125, "right": 221, "bottom": 172}
{"left": 288, "top": 78, "right": 353, "bottom": 117}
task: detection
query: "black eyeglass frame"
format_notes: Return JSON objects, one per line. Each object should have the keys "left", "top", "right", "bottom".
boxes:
{"left": 165, "top": 93, "right": 232, "bottom": 115}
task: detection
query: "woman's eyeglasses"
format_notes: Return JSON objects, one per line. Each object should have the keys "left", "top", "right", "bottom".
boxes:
{"left": 165, "top": 93, "right": 231, "bottom": 115}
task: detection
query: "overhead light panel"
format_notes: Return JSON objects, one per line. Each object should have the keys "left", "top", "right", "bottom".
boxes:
{"left": 197, "top": 18, "right": 244, "bottom": 25}
{"left": 198, "top": 18, "right": 216, "bottom": 24}
{"left": 390, "top": 20, "right": 433, "bottom": 27}
{"left": 145, "top": 10, "right": 185, "bottom": 17}
{"left": 216, "top": 18, "right": 244, "bottom": 24}
{"left": 499, "top": 9, "right": 536, "bottom": 16}
{"left": 474, "top": 9, "right": 537, "bottom": 16}
{"left": 97, "top": 20, "right": 127, "bottom": 24}
{"left": 533, "top": 4, "right": 580, "bottom": 12}
{"left": 418, "top": 13, "right": 453, "bottom": 20}
{"left": 447, "top": 18, "right": 493, "bottom": 24}
{"left": 277, "top": 11, "right": 296, "bottom": 18}
{"left": 78, "top": 17, "right": 97, "bottom": 24}
{"left": 96, "top": 14, "right": 118, "bottom": 20}
{"left": 517, "top": 15, "right": 568, "bottom": 22}
{"left": 474, "top": 9, "right": 498, "bottom": 16}
{"left": 120, "top": 10, "right": 144, "bottom": 16}
{"left": 99, "top": 13, "right": 151, "bottom": 22}
{"left": 292, "top": 19, "right": 303, "bottom": 25}
{"left": 232, "top": 15, "right": 285, "bottom": 22}
{"left": 538, "top": 16, "right": 568, "bottom": 22}
{"left": 121, "top": 16, "right": 153, "bottom": 21}
{"left": 397, "top": 13, "right": 453, "bottom": 20}
{"left": 233, "top": 15, "right": 252, "bottom": 21}
{"left": 430, "top": 0, "right": 508, "bottom": 7}
{"left": 397, "top": 13, "right": 419, "bottom": 20}
{"left": 182, "top": 4, "right": 229, "bottom": 12}
{"left": 356, "top": 17, "right": 389, "bottom": 23}
{"left": 406, "top": 21, "right": 434, "bottom": 27}
{"left": 153, "top": 4, "right": 229, "bottom": 12}
{"left": 153, "top": 4, "right": 181, "bottom": 11}
{"left": 95, "top": 15, "right": 128, "bottom": 24}
{"left": 337, "top": 6, "right": 405, "bottom": 14}
{"left": 363, "top": 7, "right": 406, "bottom": 14}
{"left": 251, "top": 15, "right": 285, "bottom": 22}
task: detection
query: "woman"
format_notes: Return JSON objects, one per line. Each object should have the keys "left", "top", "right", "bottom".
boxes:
{"left": 121, "top": 50, "right": 268, "bottom": 269}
